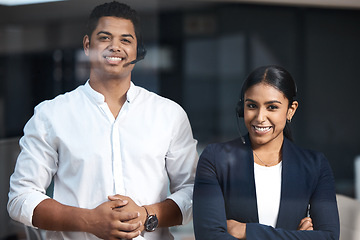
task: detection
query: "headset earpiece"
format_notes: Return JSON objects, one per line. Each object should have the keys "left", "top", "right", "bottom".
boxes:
{"left": 235, "top": 98, "right": 246, "bottom": 144}
{"left": 130, "top": 42, "right": 147, "bottom": 64}
{"left": 236, "top": 99, "right": 244, "bottom": 118}
{"left": 136, "top": 42, "right": 147, "bottom": 62}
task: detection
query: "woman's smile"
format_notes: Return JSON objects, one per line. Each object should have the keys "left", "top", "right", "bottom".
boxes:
{"left": 252, "top": 125, "right": 272, "bottom": 134}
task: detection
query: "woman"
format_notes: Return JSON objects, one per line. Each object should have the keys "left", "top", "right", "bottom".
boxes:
{"left": 193, "top": 65, "right": 339, "bottom": 239}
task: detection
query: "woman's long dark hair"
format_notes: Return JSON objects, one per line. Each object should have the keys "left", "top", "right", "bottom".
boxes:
{"left": 240, "top": 65, "right": 297, "bottom": 141}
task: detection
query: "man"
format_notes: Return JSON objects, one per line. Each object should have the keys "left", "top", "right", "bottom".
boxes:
{"left": 7, "top": 2, "right": 198, "bottom": 239}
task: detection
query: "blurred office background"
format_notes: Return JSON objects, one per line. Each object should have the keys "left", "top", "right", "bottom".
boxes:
{"left": 1, "top": 0, "right": 360, "bottom": 239}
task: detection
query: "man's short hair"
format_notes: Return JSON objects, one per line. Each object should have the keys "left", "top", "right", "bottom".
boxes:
{"left": 86, "top": 1, "right": 141, "bottom": 41}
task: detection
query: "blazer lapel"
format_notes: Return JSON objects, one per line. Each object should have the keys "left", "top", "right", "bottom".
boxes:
{"left": 240, "top": 136, "right": 259, "bottom": 223}
{"left": 227, "top": 136, "right": 259, "bottom": 223}
{"left": 276, "top": 138, "right": 308, "bottom": 230}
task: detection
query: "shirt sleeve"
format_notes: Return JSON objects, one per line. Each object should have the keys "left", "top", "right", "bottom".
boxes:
{"left": 193, "top": 145, "right": 238, "bottom": 240}
{"left": 7, "top": 105, "right": 58, "bottom": 227}
{"left": 165, "top": 107, "right": 198, "bottom": 225}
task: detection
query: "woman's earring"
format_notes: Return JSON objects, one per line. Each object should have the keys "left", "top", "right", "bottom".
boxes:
{"left": 287, "top": 118, "right": 292, "bottom": 123}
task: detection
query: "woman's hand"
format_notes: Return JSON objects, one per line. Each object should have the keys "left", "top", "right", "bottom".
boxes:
{"left": 227, "top": 219, "right": 246, "bottom": 239}
{"left": 297, "top": 217, "right": 313, "bottom": 231}
{"left": 226, "top": 217, "right": 312, "bottom": 240}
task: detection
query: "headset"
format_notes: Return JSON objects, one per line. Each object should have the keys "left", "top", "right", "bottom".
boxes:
{"left": 235, "top": 79, "right": 247, "bottom": 119}
{"left": 236, "top": 98, "right": 244, "bottom": 118}
{"left": 235, "top": 78, "right": 246, "bottom": 144}
{"left": 235, "top": 96, "right": 246, "bottom": 144}
{"left": 135, "top": 41, "right": 147, "bottom": 63}
{"left": 130, "top": 39, "right": 147, "bottom": 64}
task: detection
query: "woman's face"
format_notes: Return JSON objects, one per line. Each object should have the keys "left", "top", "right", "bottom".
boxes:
{"left": 243, "top": 82, "right": 298, "bottom": 148}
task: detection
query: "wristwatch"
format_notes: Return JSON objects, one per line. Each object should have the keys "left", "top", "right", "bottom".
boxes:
{"left": 143, "top": 206, "right": 158, "bottom": 232}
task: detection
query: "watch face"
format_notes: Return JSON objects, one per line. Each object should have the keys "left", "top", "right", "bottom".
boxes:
{"left": 145, "top": 214, "right": 158, "bottom": 232}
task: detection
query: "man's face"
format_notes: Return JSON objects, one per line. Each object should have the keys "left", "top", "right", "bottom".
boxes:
{"left": 83, "top": 16, "right": 138, "bottom": 80}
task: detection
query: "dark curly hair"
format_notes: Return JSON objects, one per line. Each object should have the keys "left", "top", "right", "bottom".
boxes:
{"left": 86, "top": 1, "right": 141, "bottom": 42}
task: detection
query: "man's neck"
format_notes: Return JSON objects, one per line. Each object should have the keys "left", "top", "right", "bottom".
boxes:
{"left": 89, "top": 75, "right": 131, "bottom": 118}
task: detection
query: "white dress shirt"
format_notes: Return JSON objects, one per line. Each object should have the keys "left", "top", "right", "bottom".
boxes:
{"left": 254, "top": 161, "right": 282, "bottom": 228}
{"left": 7, "top": 81, "right": 198, "bottom": 240}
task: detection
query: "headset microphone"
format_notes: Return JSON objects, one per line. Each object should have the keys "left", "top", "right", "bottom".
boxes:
{"left": 130, "top": 59, "right": 139, "bottom": 64}
{"left": 123, "top": 59, "right": 137, "bottom": 67}
{"left": 130, "top": 43, "right": 147, "bottom": 65}
{"left": 126, "top": 54, "right": 145, "bottom": 66}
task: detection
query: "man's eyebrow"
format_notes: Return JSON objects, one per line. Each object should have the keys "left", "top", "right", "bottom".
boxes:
{"left": 121, "top": 34, "right": 134, "bottom": 39}
{"left": 96, "top": 31, "right": 134, "bottom": 39}
{"left": 97, "top": 31, "right": 112, "bottom": 36}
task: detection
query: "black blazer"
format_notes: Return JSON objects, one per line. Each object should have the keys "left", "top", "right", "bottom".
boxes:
{"left": 193, "top": 136, "right": 339, "bottom": 240}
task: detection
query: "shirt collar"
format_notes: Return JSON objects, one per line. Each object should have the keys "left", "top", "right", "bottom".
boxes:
{"left": 84, "top": 79, "right": 138, "bottom": 104}
{"left": 126, "top": 81, "right": 138, "bottom": 103}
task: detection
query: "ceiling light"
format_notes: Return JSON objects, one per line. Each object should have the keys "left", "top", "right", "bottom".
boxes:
{"left": 0, "top": 0, "right": 66, "bottom": 6}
